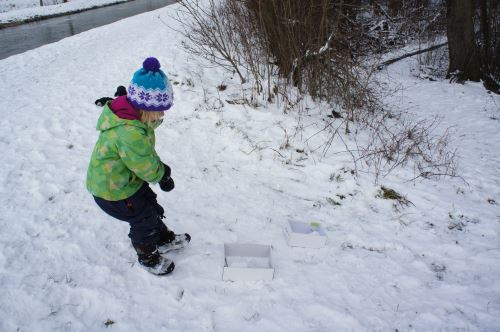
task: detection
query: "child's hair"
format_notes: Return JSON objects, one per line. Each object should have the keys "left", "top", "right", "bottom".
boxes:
{"left": 138, "top": 110, "right": 164, "bottom": 126}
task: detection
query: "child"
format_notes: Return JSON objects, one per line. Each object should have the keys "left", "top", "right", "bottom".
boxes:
{"left": 87, "top": 57, "right": 190, "bottom": 276}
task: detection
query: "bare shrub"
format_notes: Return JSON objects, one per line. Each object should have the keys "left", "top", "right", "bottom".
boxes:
{"left": 357, "top": 0, "right": 447, "bottom": 53}
{"left": 169, "top": 0, "right": 280, "bottom": 105}
{"left": 246, "top": 0, "right": 376, "bottom": 110}
{"left": 307, "top": 98, "right": 458, "bottom": 181}
{"left": 172, "top": 0, "right": 458, "bottom": 181}
{"left": 170, "top": 0, "right": 247, "bottom": 84}
{"left": 357, "top": 110, "right": 458, "bottom": 181}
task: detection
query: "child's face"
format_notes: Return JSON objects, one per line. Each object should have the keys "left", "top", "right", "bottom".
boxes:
{"left": 151, "top": 112, "right": 164, "bottom": 129}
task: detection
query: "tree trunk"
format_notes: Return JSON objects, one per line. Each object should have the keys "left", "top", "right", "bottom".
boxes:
{"left": 446, "top": 0, "right": 481, "bottom": 81}
{"left": 39, "top": 0, "right": 43, "bottom": 6}
{"left": 387, "top": 0, "right": 401, "bottom": 16}
{"left": 479, "top": 0, "right": 490, "bottom": 60}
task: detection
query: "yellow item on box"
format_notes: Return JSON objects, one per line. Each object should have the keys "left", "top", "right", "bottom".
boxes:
{"left": 309, "top": 222, "right": 321, "bottom": 229}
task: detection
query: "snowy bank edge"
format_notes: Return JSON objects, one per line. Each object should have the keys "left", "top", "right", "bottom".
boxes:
{"left": 0, "top": 0, "right": 132, "bottom": 28}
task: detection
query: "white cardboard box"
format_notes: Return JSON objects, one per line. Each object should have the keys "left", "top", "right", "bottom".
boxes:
{"left": 222, "top": 243, "right": 274, "bottom": 281}
{"left": 284, "top": 220, "right": 327, "bottom": 249}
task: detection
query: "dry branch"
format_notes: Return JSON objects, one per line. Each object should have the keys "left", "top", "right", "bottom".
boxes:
{"left": 377, "top": 42, "right": 448, "bottom": 70}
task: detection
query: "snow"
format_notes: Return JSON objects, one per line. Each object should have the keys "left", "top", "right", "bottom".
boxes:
{"left": 225, "top": 256, "right": 271, "bottom": 269}
{"left": 0, "top": 0, "right": 127, "bottom": 23}
{"left": 0, "top": 0, "right": 66, "bottom": 12}
{"left": 0, "top": 2, "right": 499, "bottom": 332}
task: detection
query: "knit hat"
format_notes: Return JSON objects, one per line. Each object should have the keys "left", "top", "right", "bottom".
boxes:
{"left": 128, "top": 57, "right": 173, "bottom": 112}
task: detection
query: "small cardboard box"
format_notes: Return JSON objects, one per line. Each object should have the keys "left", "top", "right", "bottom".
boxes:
{"left": 284, "top": 220, "right": 327, "bottom": 249}
{"left": 223, "top": 243, "right": 274, "bottom": 281}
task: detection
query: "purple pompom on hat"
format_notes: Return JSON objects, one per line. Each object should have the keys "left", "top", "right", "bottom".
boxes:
{"left": 143, "top": 57, "right": 161, "bottom": 72}
{"left": 127, "top": 57, "right": 173, "bottom": 112}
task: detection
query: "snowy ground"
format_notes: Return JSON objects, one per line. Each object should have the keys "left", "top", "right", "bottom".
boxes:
{"left": 0, "top": 0, "right": 70, "bottom": 12}
{"left": 0, "top": 0, "right": 128, "bottom": 23}
{"left": 0, "top": 3, "right": 499, "bottom": 332}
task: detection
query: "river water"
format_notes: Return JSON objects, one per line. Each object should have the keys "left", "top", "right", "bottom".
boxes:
{"left": 0, "top": 0, "right": 175, "bottom": 60}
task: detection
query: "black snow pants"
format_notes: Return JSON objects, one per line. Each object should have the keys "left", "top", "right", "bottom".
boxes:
{"left": 93, "top": 182, "right": 167, "bottom": 246}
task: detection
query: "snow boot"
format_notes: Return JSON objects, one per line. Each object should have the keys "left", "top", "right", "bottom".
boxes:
{"left": 132, "top": 242, "right": 175, "bottom": 276}
{"left": 157, "top": 225, "right": 191, "bottom": 254}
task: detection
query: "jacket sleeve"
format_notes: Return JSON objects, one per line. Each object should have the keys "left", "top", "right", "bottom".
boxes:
{"left": 115, "top": 126, "right": 165, "bottom": 183}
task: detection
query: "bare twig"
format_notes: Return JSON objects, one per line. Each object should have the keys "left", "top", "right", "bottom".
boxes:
{"left": 377, "top": 42, "right": 448, "bottom": 70}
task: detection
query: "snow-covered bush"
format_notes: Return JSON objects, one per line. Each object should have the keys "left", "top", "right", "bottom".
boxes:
{"left": 172, "top": 0, "right": 458, "bottom": 181}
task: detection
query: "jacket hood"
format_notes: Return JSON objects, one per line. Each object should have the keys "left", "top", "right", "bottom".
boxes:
{"left": 110, "top": 96, "right": 140, "bottom": 120}
{"left": 96, "top": 102, "right": 145, "bottom": 132}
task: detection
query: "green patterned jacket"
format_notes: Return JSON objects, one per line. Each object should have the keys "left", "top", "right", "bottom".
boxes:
{"left": 86, "top": 104, "right": 165, "bottom": 201}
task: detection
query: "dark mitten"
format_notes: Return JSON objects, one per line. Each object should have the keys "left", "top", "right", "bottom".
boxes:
{"left": 95, "top": 97, "right": 113, "bottom": 106}
{"left": 159, "top": 163, "right": 174, "bottom": 192}
{"left": 162, "top": 163, "right": 171, "bottom": 178}
{"left": 160, "top": 178, "right": 175, "bottom": 192}
{"left": 114, "top": 86, "right": 127, "bottom": 97}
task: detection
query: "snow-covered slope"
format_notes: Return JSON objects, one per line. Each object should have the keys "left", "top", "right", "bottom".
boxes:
{"left": 0, "top": 0, "right": 66, "bottom": 13}
{"left": 0, "top": 4, "right": 499, "bottom": 332}
{"left": 0, "top": 0, "right": 127, "bottom": 23}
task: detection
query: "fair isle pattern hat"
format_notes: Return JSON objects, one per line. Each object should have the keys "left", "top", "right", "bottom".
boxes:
{"left": 128, "top": 57, "right": 173, "bottom": 112}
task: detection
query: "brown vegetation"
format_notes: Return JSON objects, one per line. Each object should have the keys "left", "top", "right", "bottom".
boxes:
{"left": 172, "top": 0, "right": 461, "bottom": 180}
